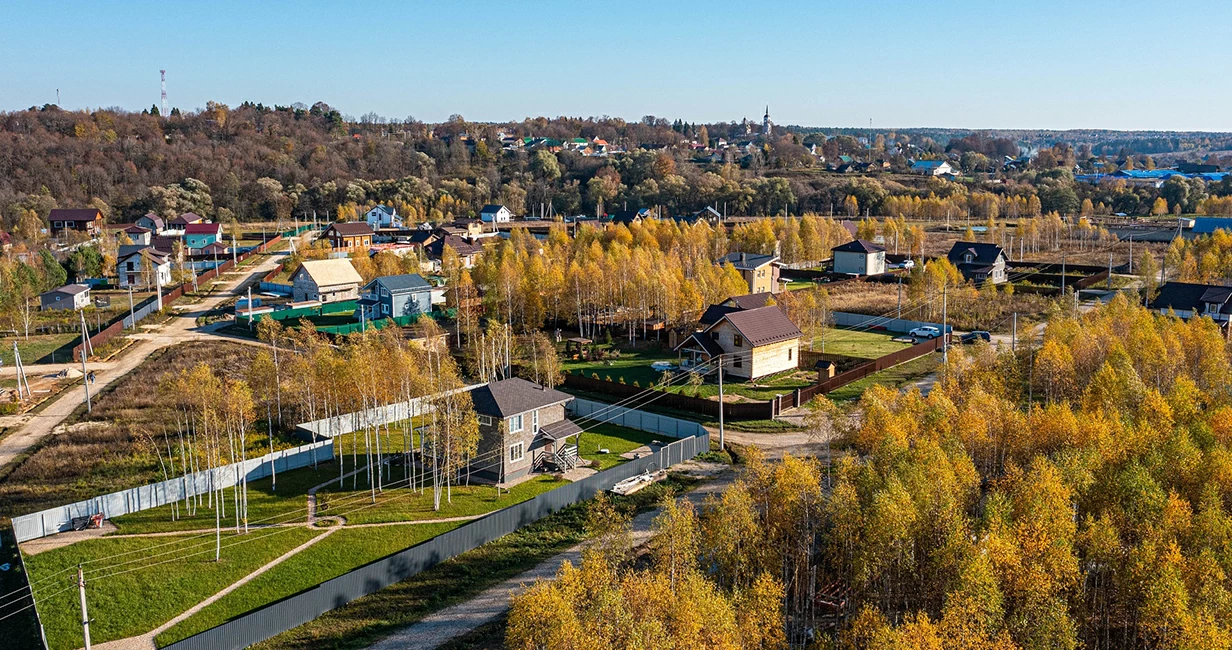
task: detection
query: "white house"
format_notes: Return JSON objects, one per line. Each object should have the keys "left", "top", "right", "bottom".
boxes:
{"left": 831, "top": 239, "right": 887, "bottom": 276}
{"left": 479, "top": 204, "right": 513, "bottom": 224}
{"left": 117, "top": 246, "right": 172, "bottom": 289}
{"left": 910, "top": 160, "right": 956, "bottom": 176}
{"left": 365, "top": 205, "right": 402, "bottom": 229}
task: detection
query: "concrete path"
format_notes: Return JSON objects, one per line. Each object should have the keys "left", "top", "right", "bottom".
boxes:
{"left": 0, "top": 239, "right": 301, "bottom": 471}
{"left": 364, "top": 468, "right": 734, "bottom": 650}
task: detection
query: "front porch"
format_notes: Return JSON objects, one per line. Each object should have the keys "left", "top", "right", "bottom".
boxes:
{"left": 531, "top": 419, "right": 583, "bottom": 473}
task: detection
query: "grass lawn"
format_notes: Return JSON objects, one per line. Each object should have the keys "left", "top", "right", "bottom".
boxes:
{"left": 157, "top": 522, "right": 462, "bottom": 646}
{"left": 824, "top": 352, "right": 941, "bottom": 402}
{"left": 315, "top": 474, "right": 566, "bottom": 526}
{"left": 576, "top": 421, "right": 662, "bottom": 470}
{"left": 560, "top": 346, "right": 677, "bottom": 388}
{"left": 107, "top": 463, "right": 341, "bottom": 535}
{"left": 0, "top": 333, "right": 80, "bottom": 365}
{"left": 785, "top": 280, "right": 817, "bottom": 291}
{"left": 247, "top": 476, "right": 697, "bottom": 650}
{"left": 812, "top": 328, "right": 911, "bottom": 359}
{"left": 27, "top": 527, "right": 321, "bottom": 650}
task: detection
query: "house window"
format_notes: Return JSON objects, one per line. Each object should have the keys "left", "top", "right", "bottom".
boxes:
{"left": 479, "top": 414, "right": 493, "bottom": 427}
{"left": 788, "top": 348, "right": 793, "bottom": 361}
{"left": 382, "top": 304, "right": 389, "bottom": 315}
{"left": 509, "top": 414, "right": 523, "bottom": 433}
{"left": 964, "top": 253, "right": 973, "bottom": 263}
{"left": 532, "top": 409, "right": 539, "bottom": 432}
{"left": 734, "top": 355, "right": 743, "bottom": 368}
{"left": 733, "top": 334, "right": 744, "bottom": 347}
{"left": 510, "top": 442, "right": 524, "bottom": 463}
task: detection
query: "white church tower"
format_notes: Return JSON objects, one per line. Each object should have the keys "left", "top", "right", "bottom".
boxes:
{"left": 762, "top": 106, "right": 772, "bottom": 135}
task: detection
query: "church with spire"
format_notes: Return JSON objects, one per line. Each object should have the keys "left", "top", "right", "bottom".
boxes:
{"left": 762, "top": 106, "right": 772, "bottom": 136}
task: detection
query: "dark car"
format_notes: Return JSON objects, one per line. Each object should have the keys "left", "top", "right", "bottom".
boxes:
{"left": 960, "top": 331, "right": 991, "bottom": 344}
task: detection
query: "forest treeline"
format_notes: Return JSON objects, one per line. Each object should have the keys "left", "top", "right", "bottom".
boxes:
{"left": 508, "top": 296, "right": 1232, "bottom": 649}
{"left": 6, "top": 104, "right": 1232, "bottom": 243}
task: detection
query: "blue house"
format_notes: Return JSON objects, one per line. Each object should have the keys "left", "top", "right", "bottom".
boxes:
{"left": 357, "top": 274, "right": 433, "bottom": 322}
{"left": 184, "top": 222, "right": 223, "bottom": 249}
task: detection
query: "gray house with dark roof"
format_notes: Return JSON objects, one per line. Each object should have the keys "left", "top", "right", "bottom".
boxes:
{"left": 1150, "top": 282, "right": 1232, "bottom": 324}
{"left": 719, "top": 252, "right": 781, "bottom": 294}
{"left": 467, "top": 378, "right": 580, "bottom": 483}
{"left": 357, "top": 274, "right": 432, "bottom": 322}
{"left": 946, "top": 241, "right": 1007, "bottom": 284}
{"left": 832, "top": 239, "right": 886, "bottom": 276}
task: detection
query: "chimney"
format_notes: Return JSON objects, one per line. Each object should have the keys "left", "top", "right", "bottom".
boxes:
{"left": 740, "top": 252, "right": 746, "bottom": 263}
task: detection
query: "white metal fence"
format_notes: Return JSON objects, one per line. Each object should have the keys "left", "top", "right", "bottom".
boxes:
{"left": 295, "top": 384, "right": 484, "bottom": 441}
{"left": 11, "top": 440, "right": 333, "bottom": 543}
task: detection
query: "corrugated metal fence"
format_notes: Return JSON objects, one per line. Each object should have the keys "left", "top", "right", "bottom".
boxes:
{"left": 162, "top": 431, "right": 709, "bottom": 650}
{"left": 569, "top": 397, "right": 707, "bottom": 439}
{"left": 11, "top": 440, "right": 332, "bottom": 543}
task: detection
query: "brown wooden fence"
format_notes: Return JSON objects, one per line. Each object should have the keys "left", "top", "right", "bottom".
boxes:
{"left": 794, "top": 335, "right": 945, "bottom": 405}
{"left": 71, "top": 234, "right": 284, "bottom": 360}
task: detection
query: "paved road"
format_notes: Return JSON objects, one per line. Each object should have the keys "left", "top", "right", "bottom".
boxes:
{"left": 365, "top": 465, "right": 734, "bottom": 650}
{"left": 0, "top": 245, "right": 294, "bottom": 470}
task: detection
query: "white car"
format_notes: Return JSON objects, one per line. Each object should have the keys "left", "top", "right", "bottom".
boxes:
{"left": 901, "top": 259, "right": 915, "bottom": 270}
{"left": 908, "top": 326, "right": 941, "bottom": 340}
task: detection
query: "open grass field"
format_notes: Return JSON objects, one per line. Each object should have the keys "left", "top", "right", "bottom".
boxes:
{"left": 560, "top": 346, "right": 677, "bottom": 388}
{"left": 824, "top": 352, "right": 942, "bottom": 402}
{"left": 316, "top": 474, "right": 566, "bottom": 526}
{"left": 247, "top": 475, "right": 698, "bottom": 650}
{"left": 813, "top": 327, "right": 912, "bottom": 359}
{"left": 27, "top": 527, "right": 321, "bottom": 650}
{"left": 157, "top": 522, "right": 462, "bottom": 646}
{"left": 0, "top": 333, "right": 80, "bottom": 365}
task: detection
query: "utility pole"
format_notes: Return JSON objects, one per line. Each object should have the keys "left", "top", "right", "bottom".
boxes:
{"left": 247, "top": 287, "right": 254, "bottom": 330}
{"left": 79, "top": 312, "right": 91, "bottom": 413}
{"left": 717, "top": 356, "right": 725, "bottom": 452}
{"left": 1012, "top": 313, "right": 1017, "bottom": 352}
{"left": 897, "top": 275, "right": 903, "bottom": 319}
{"left": 78, "top": 565, "right": 91, "bottom": 650}
{"left": 13, "top": 342, "right": 29, "bottom": 399}
{"left": 1128, "top": 236, "right": 1134, "bottom": 273}
{"left": 1107, "top": 253, "right": 1113, "bottom": 290}
{"left": 942, "top": 283, "right": 948, "bottom": 365}
{"left": 1060, "top": 252, "right": 1066, "bottom": 295}
{"left": 127, "top": 286, "right": 134, "bottom": 329}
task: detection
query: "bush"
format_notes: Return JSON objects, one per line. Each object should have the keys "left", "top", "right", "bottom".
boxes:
{"left": 619, "top": 376, "right": 626, "bottom": 384}
{"left": 632, "top": 380, "right": 640, "bottom": 388}
{"left": 604, "top": 375, "right": 612, "bottom": 383}
{"left": 591, "top": 373, "right": 600, "bottom": 380}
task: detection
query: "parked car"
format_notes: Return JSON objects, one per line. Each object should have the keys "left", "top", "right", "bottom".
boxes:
{"left": 960, "top": 331, "right": 991, "bottom": 344}
{"left": 908, "top": 326, "right": 941, "bottom": 340}
{"left": 891, "top": 259, "right": 916, "bottom": 270}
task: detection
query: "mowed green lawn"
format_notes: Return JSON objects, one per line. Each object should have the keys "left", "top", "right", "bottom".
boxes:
{"left": 157, "top": 522, "right": 461, "bottom": 646}
{"left": 0, "top": 333, "right": 80, "bottom": 365}
{"left": 811, "top": 327, "right": 911, "bottom": 359}
{"left": 315, "top": 474, "right": 566, "bottom": 525}
{"left": 27, "top": 527, "right": 321, "bottom": 650}
{"left": 561, "top": 346, "right": 678, "bottom": 388}
{"left": 576, "top": 421, "right": 663, "bottom": 470}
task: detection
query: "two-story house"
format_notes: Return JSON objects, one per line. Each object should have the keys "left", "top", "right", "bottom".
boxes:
{"left": 183, "top": 222, "right": 224, "bottom": 249}
{"left": 135, "top": 212, "right": 166, "bottom": 234}
{"left": 291, "top": 258, "right": 363, "bottom": 303}
{"left": 49, "top": 208, "right": 104, "bottom": 237}
{"left": 39, "top": 284, "right": 91, "bottom": 311}
{"left": 832, "top": 239, "right": 887, "bottom": 276}
{"left": 117, "top": 245, "right": 173, "bottom": 289}
{"left": 357, "top": 274, "right": 433, "bottom": 322}
{"left": 946, "top": 241, "right": 1007, "bottom": 284}
{"left": 467, "top": 378, "right": 581, "bottom": 483}
{"left": 365, "top": 205, "right": 402, "bottom": 229}
{"left": 675, "top": 305, "right": 802, "bottom": 380}
{"left": 322, "top": 222, "right": 374, "bottom": 251}
{"left": 719, "top": 252, "right": 781, "bottom": 294}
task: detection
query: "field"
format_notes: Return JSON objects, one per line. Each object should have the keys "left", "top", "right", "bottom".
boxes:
{"left": 27, "top": 527, "right": 321, "bottom": 650}
{"left": 811, "top": 327, "right": 911, "bottom": 359}
{"left": 22, "top": 420, "right": 666, "bottom": 648}
{"left": 823, "top": 352, "right": 942, "bottom": 402}
{"left": 0, "top": 333, "right": 80, "bottom": 365}
{"left": 0, "top": 341, "right": 268, "bottom": 517}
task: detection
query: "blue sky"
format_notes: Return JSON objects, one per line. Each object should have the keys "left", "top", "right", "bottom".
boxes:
{"left": 3, "top": 0, "right": 1230, "bottom": 131}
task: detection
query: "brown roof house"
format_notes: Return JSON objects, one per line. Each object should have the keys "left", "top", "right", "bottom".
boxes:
{"left": 467, "top": 378, "right": 580, "bottom": 483}
{"left": 323, "top": 222, "right": 374, "bottom": 251}
{"left": 291, "top": 258, "right": 364, "bottom": 303}
{"left": 49, "top": 208, "right": 104, "bottom": 236}
{"left": 675, "top": 305, "right": 802, "bottom": 380}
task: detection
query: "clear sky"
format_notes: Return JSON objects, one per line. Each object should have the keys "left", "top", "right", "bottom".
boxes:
{"left": 4, "top": 0, "right": 1231, "bottom": 131}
